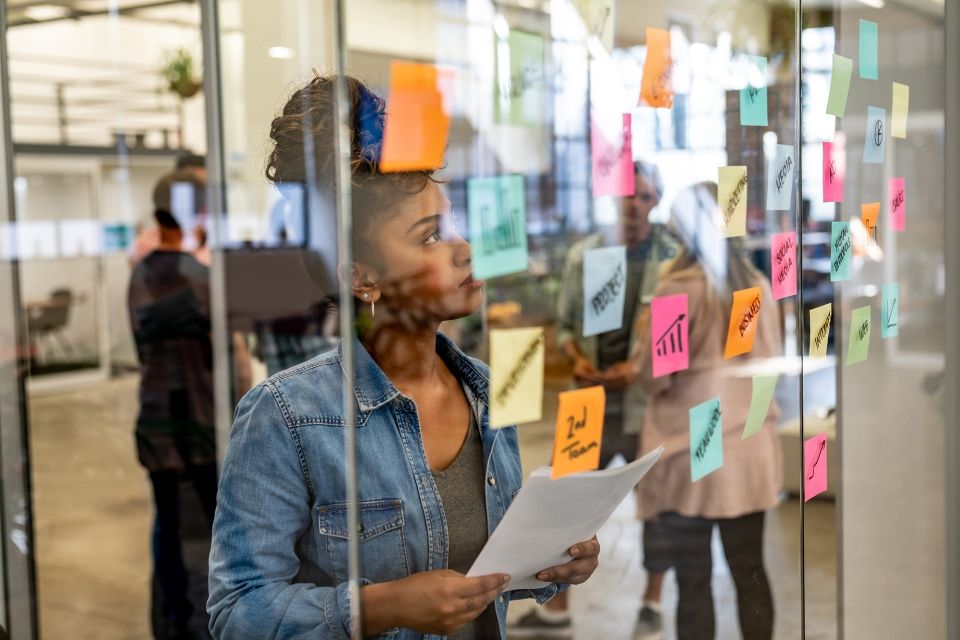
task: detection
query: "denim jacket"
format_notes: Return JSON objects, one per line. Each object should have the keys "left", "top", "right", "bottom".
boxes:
{"left": 208, "top": 333, "right": 562, "bottom": 639}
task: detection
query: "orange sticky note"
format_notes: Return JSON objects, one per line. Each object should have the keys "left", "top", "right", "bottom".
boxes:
{"left": 380, "top": 61, "right": 451, "bottom": 173}
{"left": 861, "top": 202, "right": 880, "bottom": 240}
{"left": 639, "top": 28, "right": 673, "bottom": 109}
{"left": 724, "top": 287, "right": 762, "bottom": 359}
{"left": 550, "top": 386, "right": 606, "bottom": 479}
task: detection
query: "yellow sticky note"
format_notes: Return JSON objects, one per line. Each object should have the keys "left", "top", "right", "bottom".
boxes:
{"left": 718, "top": 166, "right": 748, "bottom": 238}
{"left": 639, "top": 27, "right": 673, "bottom": 108}
{"left": 489, "top": 327, "right": 545, "bottom": 428}
{"left": 380, "top": 61, "right": 452, "bottom": 173}
{"left": 724, "top": 287, "right": 761, "bottom": 359}
{"left": 809, "top": 303, "right": 832, "bottom": 358}
{"left": 550, "top": 386, "right": 606, "bottom": 479}
{"left": 891, "top": 82, "right": 909, "bottom": 139}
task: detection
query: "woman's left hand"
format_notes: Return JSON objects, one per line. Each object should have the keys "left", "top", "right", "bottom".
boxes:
{"left": 535, "top": 536, "right": 600, "bottom": 585}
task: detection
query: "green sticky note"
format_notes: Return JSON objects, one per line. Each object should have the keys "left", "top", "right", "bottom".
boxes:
{"left": 881, "top": 282, "right": 899, "bottom": 338}
{"left": 468, "top": 175, "right": 529, "bottom": 279}
{"left": 494, "top": 30, "right": 546, "bottom": 126}
{"left": 830, "top": 221, "right": 852, "bottom": 282}
{"left": 741, "top": 374, "right": 779, "bottom": 440}
{"left": 739, "top": 55, "right": 768, "bottom": 126}
{"left": 859, "top": 20, "right": 878, "bottom": 80}
{"left": 826, "top": 54, "right": 853, "bottom": 117}
{"left": 690, "top": 396, "right": 723, "bottom": 482}
{"left": 846, "top": 305, "right": 872, "bottom": 365}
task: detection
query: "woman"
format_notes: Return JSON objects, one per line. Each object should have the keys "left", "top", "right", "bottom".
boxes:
{"left": 207, "top": 75, "right": 599, "bottom": 639}
{"left": 634, "top": 182, "right": 782, "bottom": 639}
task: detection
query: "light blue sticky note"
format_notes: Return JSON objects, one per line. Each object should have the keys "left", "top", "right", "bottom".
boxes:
{"left": 583, "top": 245, "right": 627, "bottom": 337}
{"left": 830, "top": 221, "right": 852, "bottom": 282}
{"left": 690, "top": 396, "right": 723, "bottom": 482}
{"left": 862, "top": 106, "right": 886, "bottom": 164}
{"left": 739, "top": 55, "right": 768, "bottom": 127}
{"left": 766, "top": 144, "right": 795, "bottom": 211}
{"left": 881, "top": 282, "right": 899, "bottom": 338}
{"left": 468, "top": 175, "right": 528, "bottom": 279}
{"left": 859, "top": 20, "right": 878, "bottom": 80}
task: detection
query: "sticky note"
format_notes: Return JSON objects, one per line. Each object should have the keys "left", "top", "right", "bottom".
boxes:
{"left": 766, "top": 144, "right": 795, "bottom": 211}
{"left": 741, "top": 374, "right": 779, "bottom": 440}
{"left": 690, "top": 396, "right": 723, "bottom": 482}
{"left": 770, "top": 232, "right": 797, "bottom": 300}
{"left": 859, "top": 20, "right": 878, "bottom": 80}
{"left": 639, "top": 27, "right": 673, "bottom": 108}
{"left": 830, "top": 221, "right": 852, "bottom": 282}
{"left": 724, "top": 287, "right": 762, "bottom": 359}
{"left": 551, "top": 386, "right": 606, "bottom": 479}
{"left": 822, "top": 140, "right": 845, "bottom": 203}
{"left": 651, "top": 293, "right": 689, "bottom": 378}
{"left": 891, "top": 82, "right": 909, "bottom": 138}
{"left": 468, "top": 175, "right": 528, "bottom": 279}
{"left": 889, "top": 177, "right": 906, "bottom": 231}
{"left": 826, "top": 54, "right": 853, "bottom": 117}
{"left": 489, "top": 327, "right": 545, "bottom": 428}
{"left": 846, "top": 305, "right": 872, "bottom": 365}
{"left": 862, "top": 106, "right": 886, "bottom": 164}
{"left": 739, "top": 55, "right": 768, "bottom": 126}
{"left": 583, "top": 245, "right": 627, "bottom": 337}
{"left": 494, "top": 29, "right": 546, "bottom": 126}
{"left": 804, "top": 433, "right": 828, "bottom": 502}
{"left": 380, "top": 61, "right": 451, "bottom": 172}
{"left": 718, "top": 166, "right": 748, "bottom": 237}
{"left": 882, "top": 282, "right": 899, "bottom": 338}
{"left": 861, "top": 202, "right": 880, "bottom": 240}
{"left": 809, "top": 303, "right": 832, "bottom": 358}
{"left": 591, "top": 114, "right": 635, "bottom": 197}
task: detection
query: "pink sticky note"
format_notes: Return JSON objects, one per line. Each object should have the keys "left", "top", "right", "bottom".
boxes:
{"left": 651, "top": 294, "right": 689, "bottom": 378}
{"left": 770, "top": 232, "right": 797, "bottom": 300}
{"left": 804, "top": 432, "right": 828, "bottom": 502}
{"left": 591, "top": 114, "right": 635, "bottom": 197}
{"left": 889, "top": 177, "right": 906, "bottom": 231}
{"left": 822, "top": 140, "right": 845, "bottom": 203}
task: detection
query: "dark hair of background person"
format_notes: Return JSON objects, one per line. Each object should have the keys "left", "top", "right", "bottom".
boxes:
{"left": 175, "top": 151, "right": 206, "bottom": 171}
{"left": 152, "top": 168, "right": 207, "bottom": 232}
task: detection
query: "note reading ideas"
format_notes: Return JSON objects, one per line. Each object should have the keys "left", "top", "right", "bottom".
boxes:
{"left": 804, "top": 432, "right": 829, "bottom": 502}
{"left": 718, "top": 165, "right": 748, "bottom": 238}
{"left": 583, "top": 245, "right": 627, "bottom": 337}
{"left": 380, "top": 61, "right": 452, "bottom": 172}
{"left": 468, "top": 175, "right": 528, "bottom": 279}
{"left": 846, "top": 305, "right": 872, "bottom": 366}
{"left": 651, "top": 293, "right": 689, "bottom": 378}
{"left": 551, "top": 386, "right": 606, "bottom": 480}
{"left": 690, "top": 396, "right": 724, "bottom": 482}
{"left": 724, "top": 286, "right": 762, "bottom": 359}
{"left": 490, "top": 327, "right": 544, "bottom": 428}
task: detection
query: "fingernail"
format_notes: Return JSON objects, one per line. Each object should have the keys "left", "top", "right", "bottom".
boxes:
{"left": 502, "top": 575, "right": 510, "bottom": 584}
{"left": 537, "top": 572, "right": 549, "bottom": 581}
{"left": 570, "top": 545, "right": 580, "bottom": 556}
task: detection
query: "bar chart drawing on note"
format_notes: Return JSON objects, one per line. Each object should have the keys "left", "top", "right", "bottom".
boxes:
{"left": 655, "top": 314, "right": 686, "bottom": 358}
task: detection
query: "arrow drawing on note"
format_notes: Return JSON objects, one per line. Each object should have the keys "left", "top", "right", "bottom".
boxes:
{"left": 885, "top": 297, "right": 898, "bottom": 329}
{"left": 808, "top": 440, "right": 825, "bottom": 480}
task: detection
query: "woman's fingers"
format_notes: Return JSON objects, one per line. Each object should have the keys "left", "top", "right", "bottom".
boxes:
{"left": 456, "top": 573, "right": 509, "bottom": 598}
{"left": 536, "top": 536, "right": 600, "bottom": 584}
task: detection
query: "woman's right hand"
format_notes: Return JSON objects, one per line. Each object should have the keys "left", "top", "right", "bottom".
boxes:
{"left": 572, "top": 356, "right": 604, "bottom": 386}
{"left": 362, "top": 570, "right": 509, "bottom": 636}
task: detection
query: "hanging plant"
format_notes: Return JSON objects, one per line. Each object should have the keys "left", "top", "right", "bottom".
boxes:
{"left": 161, "top": 48, "right": 202, "bottom": 99}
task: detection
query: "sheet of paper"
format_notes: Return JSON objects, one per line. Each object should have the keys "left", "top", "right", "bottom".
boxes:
{"left": 826, "top": 54, "right": 853, "bottom": 117}
{"left": 830, "top": 221, "right": 852, "bottom": 282}
{"left": 766, "top": 144, "right": 794, "bottom": 211}
{"left": 861, "top": 202, "right": 880, "bottom": 241}
{"left": 862, "top": 106, "right": 886, "bottom": 164}
{"left": 724, "top": 286, "right": 761, "bottom": 359}
{"left": 718, "top": 165, "right": 748, "bottom": 238}
{"left": 639, "top": 27, "right": 673, "bottom": 108}
{"left": 741, "top": 374, "right": 779, "bottom": 440}
{"left": 551, "top": 386, "right": 606, "bottom": 479}
{"left": 804, "top": 433, "right": 828, "bottom": 502}
{"left": 859, "top": 20, "right": 879, "bottom": 80}
{"left": 651, "top": 293, "right": 689, "bottom": 378}
{"left": 468, "top": 175, "right": 528, "bottom": 279}
{"left": 494, "top": 29, "right": 546, "bottom": 126}
{"left": 591, "top": 114, "right": 634, "bottom": 197}
{"left": 468, "top": 446, "right": 664, "bottom": 590}
{"left": 489, "top": 327, "right": 544, "bottom": 428}
{"left": 583, "top": 245, "right": 627, "bottom": 337}
{"left": 889, "top": 177, "right": 906, "bottom": 231}
{"left": 770, "top": 231, "right": 797, "bottom": 300}
{"left": 822, "top": 140, "right": 845, "bottom": 203}
{"left": 380, "top": 61, "right": 451, "bottom": 172}
{"left": 739, "top": 55, "right": 768, "bottom": 126}
{"left": 846, "top": 305, "right": 872, "bottom": 365}
{"left": 690, "top": 396, "right": 723, "bottom": 482}
{"left": 809, "top": 303, "right": 832, "bottom": 358}
{"left": 882, "top": 282, "right": 899, "bottom": 338}
{"left": 891, "top": 82, "right": 909, "bottom": 138}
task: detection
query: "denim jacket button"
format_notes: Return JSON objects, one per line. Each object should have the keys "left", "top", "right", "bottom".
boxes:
{"left": 487, "top": 475, "right": 496, "bottom": 486}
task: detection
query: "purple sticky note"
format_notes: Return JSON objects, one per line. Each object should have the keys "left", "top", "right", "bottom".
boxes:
{"left": 889, "top": 177, "right": 906, "bottom": 231}
{"left": 770, "top": 232, "right": 797, "bottom": 300}
{"left": 591, "top": 114, "right": 634, "bottom": 197}
{"left": 822, "top": 140, "right": 845, "bottom": 203}
{"left": 804, "top": 432, "right": 828, "bottom": 502}
{"left": 651, "top": 294, "right": 689, "bottom": 378}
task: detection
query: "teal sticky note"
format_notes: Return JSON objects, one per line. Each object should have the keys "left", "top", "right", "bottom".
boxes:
{"left": 881, "top": 282, "right": 899, "bottom": 338}
{"left": 846, "top": 305, "right": 872, "bottom": 365}
{"left": 830, "top": 221, "right": 852, "bottom": 282}
{"left": 826, "top": 54, "right": 853, "bottom": 117}
{"left": 741, "top": 374, "right": 779, "bottom": 440}
{"left": 690, "top": 396, "right": 723, "bottom": 482}
{"left": 739, "top": 55, "right": 768, "bottom": 126}
{"left": 468, "top": 175, "right": 529, "bottom": 279}
{"left": 859, "top": 20, "right": 878, "bottom": 80}
{"left": 862, "top": 106, "right": 886, "bottom": 164}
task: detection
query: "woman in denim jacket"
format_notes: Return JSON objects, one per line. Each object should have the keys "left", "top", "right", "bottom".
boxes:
{"left": 207, "top": 76, "right": 600, "bottom": 639}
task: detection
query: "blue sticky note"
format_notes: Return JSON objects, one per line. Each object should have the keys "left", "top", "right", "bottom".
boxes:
{"left": 859, "top": 20, "right": 878, "bottom": 80}
{"left": 862, "top": 106, "right": 886, "bottom": 164}
{"left": 690, "top": 396, "right": 723, "bottom": 482}
{"left": 468, "top": 175, "right": 529, "bottom": 279}
{"left": 881, "top": 282, "right": 899, "bottom": 338}
{"left": 766, "top": 144, "right": 795, "bottom": 210}
{"left": 583, "top": 245, "right": 627, "bottom": 337}
{"left": 830, "top": 221, "right": 852, "bottom": 282}
{"left": 739, "top": 55, "right": 768, "bottom": 127}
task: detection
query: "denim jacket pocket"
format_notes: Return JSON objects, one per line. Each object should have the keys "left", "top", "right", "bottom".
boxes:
{"left": 317, "top": 498, "right": 411, "bottom": 584}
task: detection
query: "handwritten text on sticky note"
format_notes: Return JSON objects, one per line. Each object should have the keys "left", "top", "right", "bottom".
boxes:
{"left": 882, "top": 282, "right": 899, "bottom": 338}
{"left": 830, "top": 221, "right": 852, "bottom": 282}
{"left": 583, "top": 245, "right": 627, "bottom": 337}
{"left": 725, "top": 287, "right": 762, "bottom": 359}
{"left": 718, "top": 166, "right": 748, "bottom": 238}
{"left": 804, "top": 432, "right": 828, "bottom": 501}
{"left": 640, "top": 27, "right": 673, "bottom": 108}
{"left": 551, "top": 386, "right": 606, "bottom": 479}
{"left": 809, "top": 303, "right": 832, "bottom": 358}
{"left": 862, "top": 106, "right": 886, "bottom": 164}
{"left": 490, "top": 327, "right": 545, "bottom": 428}
{"left": 766, "top": 144, "right": 794, "bottom": 211}
{"left": 591, "top": 114, "right": 634, "bottom": 197}
{"left": 739, "top": 55, "right": 768, "bottom": 127}
{"left": 770, "top": 232, "right": 797, "bottom": 300}
{"left": 823, "top": 140, "right": 845, "bottom": 203}
{"left": 651, "top": 293, "right": 689, "bottom": 378}
{"left": 468, "top": 175, "right": 528, "bottom": 279}
{"left": 826, "top": 54, "right": 853, "bottom": 117}
{"left": 861, "top": 202, "right": 880, "bottom": 240}
{"left": 690, "top": 396, "right": 723, "bottom": 482}
{"left": 846, "top": 305, "right": 871, "bottom": 366}
{"left": 742, "top": 374, "right": 779, "bottom": 440}
{"left": 889, "top": 177, "right": 906, "bottom": 231}
{"left": 892, "top": 82, "right": 909, "bottom": 138}
{"left": 494, "top": 29, "right": 546, "bottom": 126}
{"left": 380, "top": 61, "right": 451, "bottom": 173}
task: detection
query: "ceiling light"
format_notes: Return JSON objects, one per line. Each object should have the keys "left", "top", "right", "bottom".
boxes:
{"left": 856, "top": 0, "right": 885, "bottom": 8}
{"left": 268, "top": 46, "right": 295, "bottom": 60}
{"left": 23, "top": 4, "right": 72, "bottom": 21}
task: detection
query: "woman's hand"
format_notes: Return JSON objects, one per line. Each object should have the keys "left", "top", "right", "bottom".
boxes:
{"left": 535, "top": 536, "right": 600, "bottom": 585}
{"left": 572, "top": 356, "right": 604, "bottom": 386}
{"left": 602, "top": 360, "right": 640, "bottom": 390}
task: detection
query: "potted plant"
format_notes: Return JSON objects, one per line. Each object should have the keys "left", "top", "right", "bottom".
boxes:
{"left": 162, "top": 48, "right": 202, "bottom": 98}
